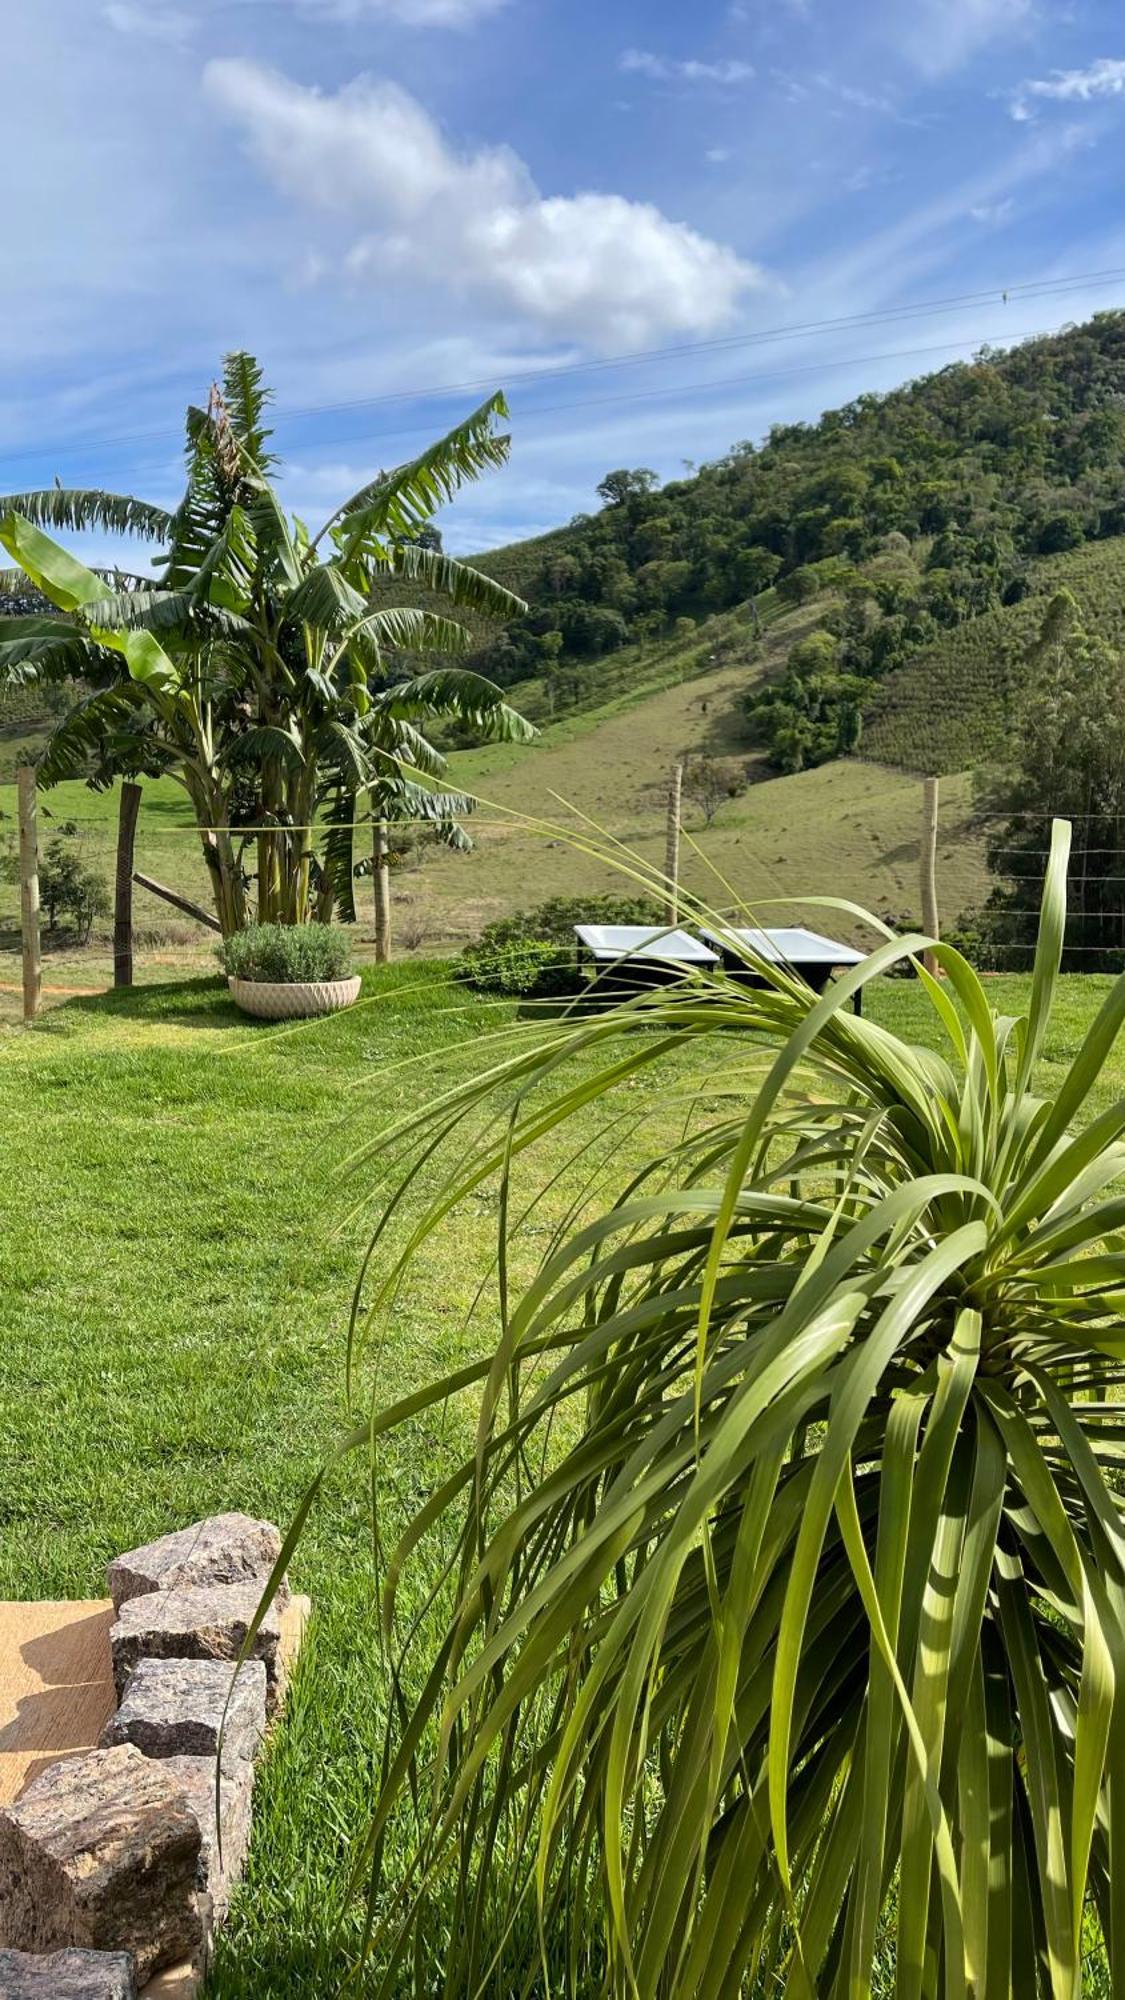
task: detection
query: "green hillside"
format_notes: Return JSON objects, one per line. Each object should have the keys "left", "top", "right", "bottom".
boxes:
{"left": 474, "top": 523, "right": 585, "bottom": 599}
{"left": 11, "top": 314, "right": 1125, "bottom": 989}
{"left": 465, "top": 314, "right": 1125, "bottom": 777}
{"left": 861, "top": 535, "right": 1125, "bottom": 772}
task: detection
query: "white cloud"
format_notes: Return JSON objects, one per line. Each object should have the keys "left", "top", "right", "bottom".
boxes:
{"left": 895, "top": 0, "right": 1032, "bottom": 79}
{"left": 1010, "top": 57, "right": 1125, "bottom": 121}
{"left": 821, "top": 77, "right": 898, "bottom": 116}
{"left": 969, "top": 196, "right": 1015, "bottom": 223}
{"left": 294, "top": 0, "right": 509, "bottom": 21}
{"left": 620, "top": 49, "right": 755, "bottom": 86}
{"left": 772, "top": 69, "right": 915, "bottom": 125}
{"left": 204, "top": 60, "right": 765, "bottom": 352}
{"left": 103, "top": 2, "right": 194, "bottom": 42}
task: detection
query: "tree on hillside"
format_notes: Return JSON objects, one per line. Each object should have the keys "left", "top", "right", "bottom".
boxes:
{"left": 596, "top": 468, "right": 658, "bottom": 511}
{"left": 978, "top": 588, "right": 1125, "bottom": 968}
{"left": 744, "top": 626, "right": 866, "bottom": 773}
{"left": 0, "top": 356, "right": 533, "bottom": 934}
{"left": 682, "top": 754, "right": 739, "bottom": 825}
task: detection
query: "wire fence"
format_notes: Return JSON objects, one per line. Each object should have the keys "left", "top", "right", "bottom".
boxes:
{"left": 5, "top": 789, "right": 1125, "bottom": 999}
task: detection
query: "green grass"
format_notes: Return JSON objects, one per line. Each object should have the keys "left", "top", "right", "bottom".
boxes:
{"left": 861, "top": 534, "right": 1125, "bottom": 772}
{"left": 0, "top": 962, "right": 1120, "bottom": 1991}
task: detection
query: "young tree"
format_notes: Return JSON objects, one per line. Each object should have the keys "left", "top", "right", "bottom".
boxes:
{"left": 979, "top": 588, "right": 1125, "bottom": 967}
{"left": 39, "top": 831, "right": 111, "bottom": 943}
{"left": 777, "top": 564, "right": 820, "bottom": 607}
{"left": 0, "top": 356, "right": 533, "bottom": 934}
{"left": 682, "top": 755, "right": 739, "bottom": 826}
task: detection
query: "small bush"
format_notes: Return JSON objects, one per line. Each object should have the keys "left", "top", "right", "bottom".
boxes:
{"left": 39, "top": 834, "right": 111, "bottom": 944}
{"left": 218, "top": 922, "right": 353, "bottom": 984}
{"left": 459, "top": 893, "right": 664, "bottom": 996}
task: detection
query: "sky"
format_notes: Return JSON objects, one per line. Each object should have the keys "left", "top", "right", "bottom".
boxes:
{"left": 4, "top": 0, "right": 1125, "bottom": 563}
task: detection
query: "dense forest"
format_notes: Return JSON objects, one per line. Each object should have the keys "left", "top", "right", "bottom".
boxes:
{"left": 476, "top": 313, "right": 1125, "bottom": 769}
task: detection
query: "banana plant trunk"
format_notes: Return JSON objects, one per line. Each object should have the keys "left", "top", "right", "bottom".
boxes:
{"left": 182, "top": 772, "right": 248, "bottom": 937}
{"left": 373, "top": 818, "right": 391, "bottom": 964}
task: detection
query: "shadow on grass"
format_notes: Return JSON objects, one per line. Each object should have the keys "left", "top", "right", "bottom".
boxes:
{"left": 49, "top": 975, "right": 242, "bottom": 1031}
{"left": 0, "top": 923, "right": 103, "bottom": 957}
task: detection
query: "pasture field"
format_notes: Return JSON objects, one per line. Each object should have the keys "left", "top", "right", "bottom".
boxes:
{"left": 0, "top": 728, "right": 989, "bottom": 1021}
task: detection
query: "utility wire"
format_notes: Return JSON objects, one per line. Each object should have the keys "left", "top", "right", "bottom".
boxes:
{"left": 0, "top": 315, "right": 1104, "bottom": 496}
{"left": 307, "top": 319, "right": 1102, "bottom": 463}
{"left": 2, "top": 265, "right": 1124, "bottom": 476}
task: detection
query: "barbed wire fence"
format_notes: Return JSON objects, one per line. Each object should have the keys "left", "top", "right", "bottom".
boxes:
{"left": 6, "top": 763, "right": 1125, "bottom": 1022}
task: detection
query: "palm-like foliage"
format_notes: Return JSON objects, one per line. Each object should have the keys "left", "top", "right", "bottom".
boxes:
{"left": 285, "top": 821, "right": 1125, "bottom": 1997}
{"left": 0, "top": 356, "right": 532, "bottom": 932}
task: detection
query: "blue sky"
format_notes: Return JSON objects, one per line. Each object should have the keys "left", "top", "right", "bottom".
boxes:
{"left": 4, "top": 0, "right": 1125, "bottom": 560}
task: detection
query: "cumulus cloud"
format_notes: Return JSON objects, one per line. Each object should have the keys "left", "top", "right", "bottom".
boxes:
{"left": 204, "top": 60, "right": 765, "bottom": 351}
{"left": 620, "top": 49, "right": 755, "bottom": 86}
{"left": 1010, "top": 57, "right": 1125, "bottom": 121}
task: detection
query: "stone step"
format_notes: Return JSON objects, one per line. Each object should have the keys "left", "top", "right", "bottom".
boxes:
{"left": 109, "top": 1587, "right": 283, "bottom": 1713}
{"left": 107, "top": 1517, "right": 287, "bottom": 1618}
{"left": 0, "top": 1746, "right": 202, "bottom": 1986}
{"left": 100, "top": 1659, "right": 266, "bottom": 1775}
{"left": 162, "top": 1756, "right": 253, "bottom": 1925}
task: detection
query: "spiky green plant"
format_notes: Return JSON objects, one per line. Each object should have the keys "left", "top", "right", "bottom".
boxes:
{"left": 0, "top": 355, "right": 532, "bottom": 933}
{"left": 274, "top": 819, "right": 1125, "bottom": 1997}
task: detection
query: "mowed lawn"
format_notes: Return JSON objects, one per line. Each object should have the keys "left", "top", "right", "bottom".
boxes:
{"left": 0, "top": 965, "right": 1120, "bottom": 1993}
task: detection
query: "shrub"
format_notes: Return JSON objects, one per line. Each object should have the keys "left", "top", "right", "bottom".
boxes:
{"left": 39, "top": 834, "right": 110, "bottom": 943}
{"left": 217, "top": 922, "right": 353, "bottom": 984}
{"left": 459, "top": 893, "right": 664, "bottom": 996}
{"left": 289, "top": 822, "right": 1125, "bottom": 1993}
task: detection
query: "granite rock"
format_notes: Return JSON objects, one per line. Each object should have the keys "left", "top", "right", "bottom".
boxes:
{"left": 163, "top": 1756, "right": 254, "bottom": 1925}
{"left": 107, "top": 1517, "right": 287, "bottom": 1617}
{"left": 100, "top": 1659, "right": 266, "bottom": 1775}
{"left": 109, "top": 1585, "right": 283, "bottom": 1711}
{"left": 0, "top": 1746, "right": 202, "bottom": 1986}
{"left": 0, "top": 1949, "right": 136, "bottom": 1998}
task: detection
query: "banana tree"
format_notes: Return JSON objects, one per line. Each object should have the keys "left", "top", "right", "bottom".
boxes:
{"left": 0, "top": 354, "right": 532, "bottom": 934}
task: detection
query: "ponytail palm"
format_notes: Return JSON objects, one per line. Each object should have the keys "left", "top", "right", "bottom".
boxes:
{"left": 305, "top": 821, "right": 1125, "bottom": 1997}
{"left": 0, "top": 354, "right": 531, "bottom": 932}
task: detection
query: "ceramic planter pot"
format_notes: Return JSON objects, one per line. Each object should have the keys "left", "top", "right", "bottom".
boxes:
{"left": 228, "top": 974, "right": 362, "bottom": 1021}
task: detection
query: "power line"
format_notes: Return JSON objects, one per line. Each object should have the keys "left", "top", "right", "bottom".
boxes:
{"left": 0, "top": 314, "right": 1105, "bottom": 503}
{"left": 199, "top": 268, "right": 1125, "bottom": 428}
{"left": 308, "top": 319, "right": 1101, "bottom": 463}
{"left": 1, "top": 265, "right": 1124, "bottom": 478}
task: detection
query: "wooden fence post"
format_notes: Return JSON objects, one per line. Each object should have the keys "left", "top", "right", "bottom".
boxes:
{"left": 921, "top": 776, "right": 941, "bottom": 977}
{"left": 664, "top": 763, "right": 683, "bottom": 928}
{"left": 373, "top": 818, "right": 392, "bottom": 964}
{"left": 17, "top": 766, "right": 41, "bottom": 1025}
{"left": 114, "top": 781, "right": 142, "bottom": 989}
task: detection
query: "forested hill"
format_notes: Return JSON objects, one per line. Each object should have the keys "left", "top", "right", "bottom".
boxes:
{"left": 470, "top": 313, "right": 1125, "bottom": 767}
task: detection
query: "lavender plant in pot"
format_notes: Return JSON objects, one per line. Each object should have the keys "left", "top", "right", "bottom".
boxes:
{"left": 218, "top": 922, "right": 360, "bottom": 1020}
